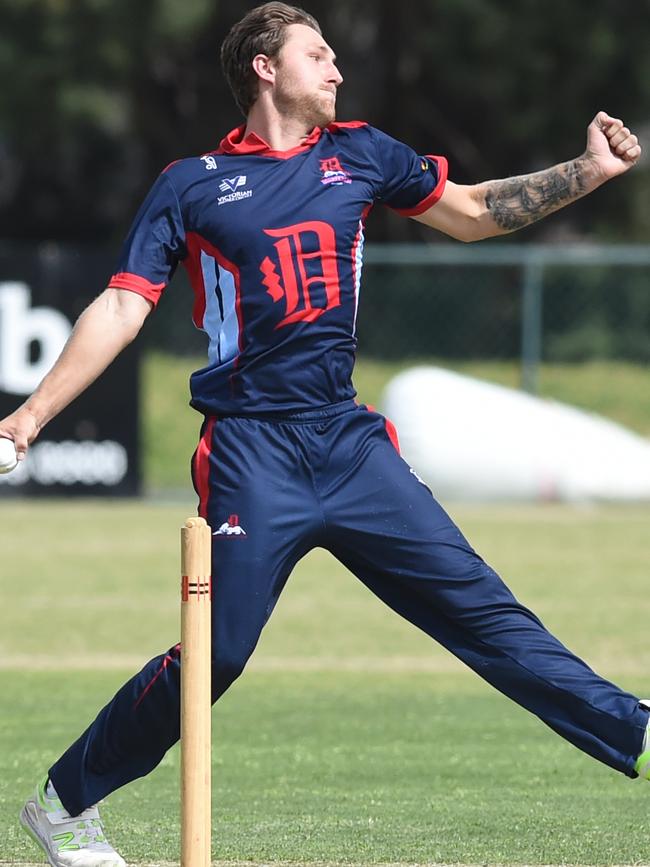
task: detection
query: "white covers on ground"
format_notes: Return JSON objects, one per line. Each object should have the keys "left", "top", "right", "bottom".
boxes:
{"left": 381, "top": 366, "right": 650, "bottom": 502}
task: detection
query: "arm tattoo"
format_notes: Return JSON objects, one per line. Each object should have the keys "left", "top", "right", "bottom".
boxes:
{"left": 484, "top": 159, "right": 588, "bottom": 232}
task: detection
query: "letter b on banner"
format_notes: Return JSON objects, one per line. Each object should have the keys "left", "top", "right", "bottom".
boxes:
{"left": 0, "top": 282, "right": 72, "bottom": 395}
{"left": 0, "top": 247, "right": 141, "bottom": 497}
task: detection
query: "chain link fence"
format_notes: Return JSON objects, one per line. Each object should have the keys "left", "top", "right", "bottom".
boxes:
{"left": 145, "top": 243, "right": 650, "bottom": 391}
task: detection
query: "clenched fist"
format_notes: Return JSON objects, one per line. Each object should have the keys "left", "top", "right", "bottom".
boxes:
{"left": 584, "top": 111, "right": 642, "bottom": 181}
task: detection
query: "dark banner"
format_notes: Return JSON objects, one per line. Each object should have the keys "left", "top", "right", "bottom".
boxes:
{"left": 0, "top": 243, "right": 140, "bottom": 496}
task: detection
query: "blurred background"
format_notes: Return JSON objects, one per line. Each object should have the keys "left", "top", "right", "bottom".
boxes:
{"left": 0, "top": 0, "right": 649, "bottom": 497}
{"left": 3, "top": 8, "right": 650, "bottom": 862}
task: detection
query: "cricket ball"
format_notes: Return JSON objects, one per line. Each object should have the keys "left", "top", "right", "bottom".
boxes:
{"left": 0, "top": 438, "right": 18, "bottom": 474}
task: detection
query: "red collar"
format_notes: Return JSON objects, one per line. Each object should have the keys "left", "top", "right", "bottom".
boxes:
{"left": 216, "top": 124, "right": 323, "bottom": 159}
{"left": 215, "top": 121, "right": 367, "bottom": 159}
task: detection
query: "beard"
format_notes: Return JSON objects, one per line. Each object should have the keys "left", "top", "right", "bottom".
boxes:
{"left": 274, "top": 70, "right": 337, "bottom": 129}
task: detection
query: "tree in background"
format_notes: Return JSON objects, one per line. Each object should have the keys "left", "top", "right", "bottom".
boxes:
{"left": 0, "top": 0, "right": 648, "bottom": 243}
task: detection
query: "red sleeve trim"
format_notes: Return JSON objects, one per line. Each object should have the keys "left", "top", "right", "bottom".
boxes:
{"left": 108, "top": 272, "right": 166, "bottom": 306}
{"left": 391, "top": 155, "right": 449, "bottom": 217}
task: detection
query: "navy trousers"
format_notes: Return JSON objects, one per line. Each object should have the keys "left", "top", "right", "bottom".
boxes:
{"left": 50, "top": 401, "right": 648, "bottom": 816}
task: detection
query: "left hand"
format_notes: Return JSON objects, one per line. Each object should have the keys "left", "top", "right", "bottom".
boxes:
{"left": 584, "top": 111, "right": 642, "bottom": 181}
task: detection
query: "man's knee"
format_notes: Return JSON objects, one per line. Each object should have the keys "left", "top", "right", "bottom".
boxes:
{"left": 210, "top": 646, "right": 250, "bottom": 700}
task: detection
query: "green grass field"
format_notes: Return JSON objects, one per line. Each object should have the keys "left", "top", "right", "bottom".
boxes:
{"left": 143, "top": 354, "right": 650, "bottom": 490}
{"left": 2, "top": 501, "right": 650, "bottom": 865}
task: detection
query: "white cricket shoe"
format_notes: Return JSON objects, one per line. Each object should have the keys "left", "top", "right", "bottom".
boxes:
{"left": 635, "top": 700, "right": 650, "bottom": 780}
{"left": 19, "top": 777, "right": 126, "bottom": 867}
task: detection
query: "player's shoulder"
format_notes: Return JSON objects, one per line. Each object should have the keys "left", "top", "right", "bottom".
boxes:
{"left": 323, "top": 121, "right": 397, "bottom": 148}
{"left": 324, "top": 120, "right": 372, "bottom": 140}
{"left": 326, "top": 120, "right": 369, "bottom": 133}
{"left": 160, "top": 151, "right": 222, "bottom": 188}
{"left": 322, "top": 121, "right": 383, "bottom": 155}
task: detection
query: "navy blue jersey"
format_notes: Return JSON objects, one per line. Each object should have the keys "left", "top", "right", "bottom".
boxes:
{"left": 109, "top": 122, "right": 447, "bottom": 415}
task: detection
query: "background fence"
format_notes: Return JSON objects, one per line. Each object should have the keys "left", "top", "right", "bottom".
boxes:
{"left": 145, "top": 243, "right": 650, "bottom": 393}
{"left": 1, "top": 241, "right": 648, "bottom": 495}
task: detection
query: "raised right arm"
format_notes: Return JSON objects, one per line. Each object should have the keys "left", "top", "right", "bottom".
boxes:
{"left": 0, "top": 287, "right": 152, "bottom": 460}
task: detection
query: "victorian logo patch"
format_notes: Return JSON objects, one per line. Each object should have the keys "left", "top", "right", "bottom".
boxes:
{"left": 217, "top": 175, "right": 253, "bottom": 205}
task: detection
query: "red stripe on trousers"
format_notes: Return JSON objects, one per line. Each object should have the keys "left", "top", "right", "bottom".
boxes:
{"left": 194, "top": 417, "right": 216, "bottom": 519}
{"left": 133, "top": 643, "right": 181, "bottom": 710}
{"left": 365, "top": 403, "right": 401, "bottom": 454}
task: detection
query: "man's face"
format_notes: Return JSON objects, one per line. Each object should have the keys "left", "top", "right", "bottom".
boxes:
{"left": 272, "top": 24, "right": 343, "bottom": 128}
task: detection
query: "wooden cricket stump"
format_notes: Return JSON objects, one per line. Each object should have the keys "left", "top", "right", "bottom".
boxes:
{"left": 180, "top": 517, "right": 212, "bottom": 867}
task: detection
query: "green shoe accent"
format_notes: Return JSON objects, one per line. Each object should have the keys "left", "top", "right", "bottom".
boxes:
{"left": 20, "top": 781, "right": 126, "bottom": 866}
{"left": 36, "top": 776, "right": 64, "bottom": 813}
{"left": 635, "top": 748, "right": 650, "bottom": 779}
{"left": 52, "top": 830, "right": 81, "bottom": 851}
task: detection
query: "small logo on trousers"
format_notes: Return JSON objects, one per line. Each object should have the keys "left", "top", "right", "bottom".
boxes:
{"left": 213, "top": 514, "right": 247, "bottom": 536}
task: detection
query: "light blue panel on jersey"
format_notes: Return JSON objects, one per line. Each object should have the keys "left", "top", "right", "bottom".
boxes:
{"left": 351, "top": 219, "right": 366, "bottom": 335}
{"left": 200, "top": 250, "right": 240, "bottom": 365}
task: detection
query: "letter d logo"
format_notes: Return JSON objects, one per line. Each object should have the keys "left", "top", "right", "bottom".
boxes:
{"left": 0, "top": 282, "right": 72, "bottom": 395}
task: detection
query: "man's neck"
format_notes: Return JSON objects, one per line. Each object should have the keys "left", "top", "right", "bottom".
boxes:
{"left": 244, "top": 104, "right": 319, "bottom": 152}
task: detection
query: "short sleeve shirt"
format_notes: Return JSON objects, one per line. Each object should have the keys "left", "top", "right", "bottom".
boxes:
{"left": 109, "top": 122, "right": 447, "bottom": 415}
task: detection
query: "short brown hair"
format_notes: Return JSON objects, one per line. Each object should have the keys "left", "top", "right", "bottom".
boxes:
{"left": 221, "top": 2, "right": 322, "bottom": 116}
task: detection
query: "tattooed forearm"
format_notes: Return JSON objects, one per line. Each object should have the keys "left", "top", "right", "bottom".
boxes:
{"left": 483, "top": 158, "right": 589, "bottom": 232}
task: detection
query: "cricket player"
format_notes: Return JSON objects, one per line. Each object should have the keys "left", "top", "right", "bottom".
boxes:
{"left": 2, "top": 3, "right": 646, "bottom": 865}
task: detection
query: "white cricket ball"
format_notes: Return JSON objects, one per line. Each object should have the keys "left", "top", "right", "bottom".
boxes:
{"left": 0, "top": 438, "right": 18, "bottom": 474}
